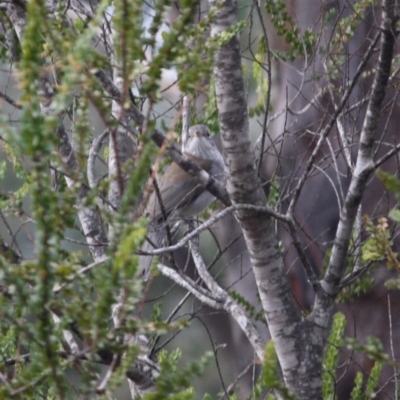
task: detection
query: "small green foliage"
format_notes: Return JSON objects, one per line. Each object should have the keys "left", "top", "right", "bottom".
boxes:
{"left": 0, "top": 320, "right": 17, "bottom": 360}
{"left": 318, "top": 0, "right": 372, "bottom": 79}
{"left": 345, "top": 337, "right": 389, "bottom": 364}
{"left": 261, "top": 341, "right": 280, "bottom": 386}
{"left": 337, "top": 275, "right": 374, "bottom": 303}
{"left": 144, "top": 349, "right": 213, "bottom": 400}
{"left": 120, "top": 138, "right": 158, "bottom": 215}
{"left": 365, "top": 361, "right": 382, "bottom": 399}
{"left": 0, "top": 135, "right": 26, "bottom": 179}
{"left": 377, "top": 167, "right": 400, "bottom": 198}
{"left": 267, "top": 176, "right": 280, "bottom": 208}
{"left": 374, "top": 169, "right": 400, "bottom": 289}
{"left": 321, "top": 248, "right": 332, "bottom": 277}
{"left": 362, "top": 216, "right": 398, "bottom": 268}
{"left": 339, "top": 214, "right": 399, "bottom": 302}
{"left": 229, "top": 290, "right": 267, "bottom": 324}
{"left": 350, "top": 371, "right": 364, "bottom": 400}
{"left": 385, "top": 278, "right": 400, "bottom": 290}
{"left": 338, "top": 223, "right": 375, "bottom": 302}
{"left": 200, "top": 76, "right": 220, "bottom": 134}
{"left": 324, "top": 7, "right": 338, "bottom": 24}
{"left": 389, "top": 208, "right": 400, "bottom": 224}
{"left": 113, "top": 0, "right": 144, "bottom": 81}
{"left": 343, "top": 338, "right": 387, "bottom": 400}
{"left": 151, "top": 302, "right": 163, "bottom": 323}
{"left": 349, "top": 361, "right": 383, "bottom": 400}
{"left": 114, "top": 220, "right": 146, "bottom": 273}
{"left": 250, "top": 52, "right": 269, "bottom": 117}
{"left": 323, "top": 312, "right": 346, "bottom": 399}
{"left": 258, "top": 341, "right": 297, "bottom": 400}
{"left": 265, "top": 0, "right": 315, "bottom": 61}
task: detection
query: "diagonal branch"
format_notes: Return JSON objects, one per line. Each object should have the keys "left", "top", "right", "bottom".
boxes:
{"left": 189, "top": 240, "right": 265, "bottom": 360}
{"left": 314, "top": 0, "right": 398, "bottom": 321}
{"left": 139, "top": 203, "right": 287, "bottom": 257}
{"left": 287, "top": 30, "right": 381, "bottom": 217}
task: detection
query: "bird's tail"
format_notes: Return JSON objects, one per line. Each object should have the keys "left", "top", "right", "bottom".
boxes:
{"left": 139, "top": 228, "right": 164, "bottom": 280}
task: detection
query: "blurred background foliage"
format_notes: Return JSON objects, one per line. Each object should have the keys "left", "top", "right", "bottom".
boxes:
{"left": 0, "top": 0, "right": 399, "bottom": 399}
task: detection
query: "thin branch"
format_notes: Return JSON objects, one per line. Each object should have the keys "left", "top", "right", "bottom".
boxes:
{"left": 139, "top": 203, "right": 288, "bottom": 257}
{"left": 317, "top": 0, "right": 398, "bottom": 309}
{"left": 220, "top": 361, "right": 254, "bottom": 400}
{"left": 339, "top": 261, "right": 373, "bottom": 288}
{"left": 189, "top": 240, "right": 265, "bottom": 360}
{"left": 287, "top": 31, "right": 381, "bottom": 216}
{"left": 388, "top": 295, "right": 398, "bottom": 399}
{"left": 181, "top": 95, "right": 190, "bottom": 151}
{"left": 286, "top": 215, "right": 319, "bottom": 289}
{"left": 87, "top": 129, "right": 109, "bottom": 189}
{"left": 374, "top": 141, "right": 400, "bottom": 168}
{"left": 157, "top": 263, "right": 224, "bottom": 307}
{"left": 0, "top": 89, "right": 21, "bottom": 109}
{"left": 253, "top": 0, "right": 272, "bottom": 175}
{"left": 52, "top": 256, "right": 109, "bottom": 294}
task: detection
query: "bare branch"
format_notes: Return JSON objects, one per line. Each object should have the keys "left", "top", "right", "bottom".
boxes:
{"left": 0, "top": 89, "right": 21, "bottom": 109}
{"left": 181, "top": 95, "right": 190, "bottom": 151}
{"left": 287, "top": 31, "right": 381, "bottom": 216}
{"left": 88, "top": 129, "right": 109, "bottom": 189}
{"left": 189, "top": 240, "right": 265, "bottom": 360}
{"left": 158, "top": 263, "right": 224, "bottom": 307}
{"left": 316, "top": 0, "right": 398, "bottom": 316}
{"left": 139, "top": 203, "right": 288, "bottom": 257}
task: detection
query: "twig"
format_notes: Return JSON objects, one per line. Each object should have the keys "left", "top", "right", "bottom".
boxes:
{"left": 253, "top": 0, "right": 271, "bottom": 175}
{"left": 321, "top": 1, "right": 398, "bottom": 299}
{"left": 189, "top": 240, "right": 265, "bottom": 360}
{"left": 388, "top": 294, "right": 398, "bottom": 399}
{"left": 87, "top": 129, "right": 109, "bottom": 188}
{"left": 158, "top": 263, "right": 224, "bottom": 306}
{"left": 52, "top": 256, "right": 109, "bottom": 294}
{"left": 287, "top": 31, "right": 381, "bottom": 216}
{"left": 181, "top": 95, "right": 190, "bottom": 151}
{"left": 0, "top": 89, "right": 21, "bottom": 109}
{"left": 139, "top": 203, "right": 288, "bottom": 257}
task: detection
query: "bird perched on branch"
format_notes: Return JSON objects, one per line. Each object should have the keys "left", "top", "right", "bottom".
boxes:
{"left": 139, "top": 124, "right": 225, "bottom": 279}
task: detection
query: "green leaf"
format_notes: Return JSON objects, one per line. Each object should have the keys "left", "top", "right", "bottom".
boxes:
{"left": 389, "top": 208, "right": 400, "bottom": 223}
{"left": 323, "top": 312, "right": 346, "bottom": 399}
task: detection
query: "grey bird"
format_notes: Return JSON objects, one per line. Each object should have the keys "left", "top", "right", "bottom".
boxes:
{"left": 139, "top": 125, "right": 225, "bottom": 279}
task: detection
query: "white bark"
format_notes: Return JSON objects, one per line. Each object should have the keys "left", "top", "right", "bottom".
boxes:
{"left": 208, "top": 0, "right": 322, "bottom": 397}
{"left": 314, "top": 0, "right": 398, "bottom": 327}
{"left": 189, "top": 240, "right": 265, "bottom": 359}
